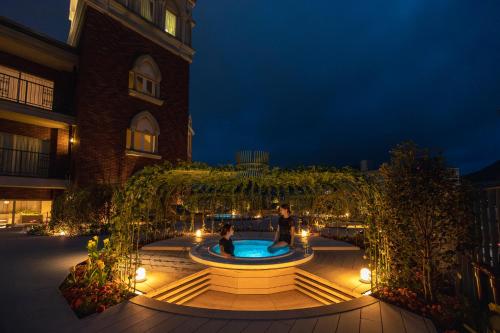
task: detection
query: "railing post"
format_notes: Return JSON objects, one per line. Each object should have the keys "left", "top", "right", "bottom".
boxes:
{"left": 16, "top": 76, "right": 21, "bottom": 102}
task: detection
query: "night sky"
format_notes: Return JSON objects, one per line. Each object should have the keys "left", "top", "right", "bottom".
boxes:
{"left": 2, "top": 0, "right": 500, "bottom": 173}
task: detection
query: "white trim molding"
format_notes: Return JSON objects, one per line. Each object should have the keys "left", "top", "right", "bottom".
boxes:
{"left": 128, "top": 89, "right": 164, "bottom": 105}
{"left": 125, "top": 149, "right": 162, "bottom": 159}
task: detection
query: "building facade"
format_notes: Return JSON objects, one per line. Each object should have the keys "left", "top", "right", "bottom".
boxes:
{"left": 0, "top": 0, "right": 196, "bottom": 225}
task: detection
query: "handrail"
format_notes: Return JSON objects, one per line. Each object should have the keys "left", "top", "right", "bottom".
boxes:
{"left": 0, "top": 72, "right": 53, "bottom": 110}
{"left": 0, "top": 147, "right": 50, "bottom": 177}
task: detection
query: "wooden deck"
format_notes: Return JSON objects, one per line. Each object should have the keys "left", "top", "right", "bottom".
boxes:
{"left": 85, "top": 234, "right": 439, "bottom": 332}
{"left": 76, "top": 297, "right": 437, "bottom": 333}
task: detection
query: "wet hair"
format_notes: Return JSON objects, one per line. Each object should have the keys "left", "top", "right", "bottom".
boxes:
{"left": 279, "top": 203, "right": 291, "bottom": 215}
{"left": 220, "top": 223, "right": 233, "bottom": 236}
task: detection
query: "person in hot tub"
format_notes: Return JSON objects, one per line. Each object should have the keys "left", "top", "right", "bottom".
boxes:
{"left": 268, "top": 203, "right": 295, "bottom": 252}
{"left": 219, "top": 223, "right": 235, "bottom": 258}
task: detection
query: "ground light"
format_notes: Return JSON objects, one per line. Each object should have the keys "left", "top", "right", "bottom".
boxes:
{"left": 135, "top": 267, "right": 147, "bottom": 282}
{"left": 359, "top": 268, "right": 371, "bottom": 283}
{"left": 195, "top": 229, "right": 202, "bottom": 238}
{"left": 301, "top": 229, "right": 309, "bottom": 238}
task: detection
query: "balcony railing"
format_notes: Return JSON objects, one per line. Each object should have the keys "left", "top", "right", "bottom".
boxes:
{"left": 0, "top": 72, "right": 53, "bottom": 110}
{"left": 0, "top": 147, "right": 49, "bottom": 178}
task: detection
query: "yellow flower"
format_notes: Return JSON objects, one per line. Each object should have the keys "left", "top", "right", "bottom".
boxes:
{"left": 93, "top": 235, "right": 99, "bottom": 242}
{"left": 96, "top": 260, "right": 105, "bottom": 270}
{"left": 103, "top": 238, "right": 110, "bottom": 246}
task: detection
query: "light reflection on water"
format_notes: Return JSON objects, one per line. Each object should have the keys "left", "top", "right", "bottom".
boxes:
{"left": 211, "top": 240, "right": 290, "bottom": 258}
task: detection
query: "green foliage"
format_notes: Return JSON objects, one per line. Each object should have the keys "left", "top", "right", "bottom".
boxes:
{"left": 111, "top": 161, "right": 372, "bottom": 286}
{"left": 366, "top": 142, "right": 474, "bottom": 302}
{"left": 51, "top": 184, "right": 115, "bottom": 235}
{"left": 61, "top": 235, "right": 129, "bottom": 317}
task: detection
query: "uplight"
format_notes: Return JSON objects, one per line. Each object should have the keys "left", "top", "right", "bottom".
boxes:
{"left": 301, "top": 229, "right": 309, "bottom": 238}
{"left": 135, "top": 267, "right": 147, "bottom": 282}
{"left": 195, "top": 229, "right": 202, "bottom": 238}
{"left": 360, "top": 268, "right": 371, "bottom": 283}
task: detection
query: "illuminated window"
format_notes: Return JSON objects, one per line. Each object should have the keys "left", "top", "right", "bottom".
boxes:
{"left": 140, "top": 0, "right": 154, "bottom": 22}
{"left": 129, "top": 55, "right": 161, "bottom": 99}
{"left": 165, "top": 10, "right": 177, "bottom": 36}
{"left": 126, "top": 111, "right": 160, "bottom": 154}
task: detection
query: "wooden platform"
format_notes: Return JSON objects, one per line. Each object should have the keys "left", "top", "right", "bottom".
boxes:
{"left": 76, "top": 297, "right": 437, "bottom": 332}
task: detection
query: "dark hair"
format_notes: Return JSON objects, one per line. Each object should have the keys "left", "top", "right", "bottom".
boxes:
{"left": 279, "top": 203, "right": 291, "bottom": 214}
{"left": 220, "top": 223, "right": 233, "bottom": 236}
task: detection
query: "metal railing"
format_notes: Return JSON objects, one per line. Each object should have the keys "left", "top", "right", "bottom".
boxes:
{"left": 0, "top": 72, "right": 53, "bottom": 110}
{"left": 0, "top": 147, "right": 50, "bottom": 177}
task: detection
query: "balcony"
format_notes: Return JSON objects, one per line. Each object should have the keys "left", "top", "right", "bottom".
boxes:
{"left": 0, "top": 147, "right": 49, "bottom": 178}
{"left": 0, "top": 71, "right": 53, "bottom": 111}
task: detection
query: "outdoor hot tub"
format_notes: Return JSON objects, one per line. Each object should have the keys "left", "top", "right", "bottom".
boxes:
{"left": 190, "top": 238, "right": 313, "bottom": 269}
{"left": 209, "top": 239, "right": 293, "bottom": 260}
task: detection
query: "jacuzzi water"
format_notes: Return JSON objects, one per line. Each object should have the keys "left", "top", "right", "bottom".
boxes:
{"left": 210, "top": 239, "right": 290, "bottom": 258}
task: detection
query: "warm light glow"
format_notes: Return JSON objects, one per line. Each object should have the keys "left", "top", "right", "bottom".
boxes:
{"left": 135, "top": 267, "right": 147, "bottom": 282}
{"left": 231, "top": 210, "right": 237, "bottom": 216}
{"left": 301, "top": 229, "right": 309, "bottom": 238}
{"left": 360, "top": 268, "right": 371, "bottom": 283}
{"left": 3, "top": 201, "right": 9, "bottom": 205}
{"left": 195, "top": 229, "right": 202, "bottom": 238}
{"left": 362, "top": 290, "right": 372, "bottom": 296}
{"left": 305, "top": 211, "right": 310, "bottom": 215}
{"left": 70, "top": 137, "right": 75, "bottom": 143}
{"left": 59, "top": 230, "right": 67, "bottom": 236}
{"left": 345, "top": 212, "right": 350, "bottom": 218}
{"left": 254, "top": 214, "right": 262, "bottom": 219}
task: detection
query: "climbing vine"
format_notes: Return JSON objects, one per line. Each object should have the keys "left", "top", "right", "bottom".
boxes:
{"left": 110, "top": 161, "right": 373, "bottom": 287}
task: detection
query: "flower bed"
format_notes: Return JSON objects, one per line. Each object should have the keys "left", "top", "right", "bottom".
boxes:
{"left": 373, "top": 287, "right": 463, "bottom": 332}
{"left": 60, "top": 236, "right": 133, "bottom": 318}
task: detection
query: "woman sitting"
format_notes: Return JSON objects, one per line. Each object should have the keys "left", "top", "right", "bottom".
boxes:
{"left": 219, "top": 223, "right": 235, "bottom": 258}
{"left": 269, "top": 203, "right": 295, "bottom": 252}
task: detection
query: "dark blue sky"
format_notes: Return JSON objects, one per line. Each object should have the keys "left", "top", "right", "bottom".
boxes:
{"left": 2, "top": 0, "right": 499, "bottom": 173}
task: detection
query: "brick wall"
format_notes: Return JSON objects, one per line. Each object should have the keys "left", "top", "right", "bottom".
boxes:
{"left": 0, "top": 118, "right": 51, "bottom": 140}
{"left": 0, "top": 51, "right": 76, "bottom": 115}
{"left": 73, "top": 8, "right": 190, "bottom": 186}
{"left": 0, "top": 187, "right": 61, "bottom": 200}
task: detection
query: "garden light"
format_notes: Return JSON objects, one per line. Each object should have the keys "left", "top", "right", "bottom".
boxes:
{"left": 135, "top": 267, "right": 147, "bottom": 282}
{"left": 195, "top": 229, "right": 202, "bottom": 238}
{"left": 360, "top": 268, "right": 371, "bottom": 283}
{"left": 301, "top": 229, "right": 309, "bottom": 238}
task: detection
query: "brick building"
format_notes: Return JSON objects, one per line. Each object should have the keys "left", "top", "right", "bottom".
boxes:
{"left": 0, "top": 0, "right": 196, "bottom": 225}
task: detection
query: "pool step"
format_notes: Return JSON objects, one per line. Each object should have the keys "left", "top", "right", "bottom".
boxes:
{"left": 146, "top": 267, "right": 360, "bottom": 307}
{"left": 148, "top": 269, "right": 211, "bottom": 304}
{"left": 294, "top": 269, "right": 358, "bottom": 305}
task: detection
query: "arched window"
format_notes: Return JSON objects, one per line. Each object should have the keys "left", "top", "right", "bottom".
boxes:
{"left": 126, "top": 111, "right": 160, "bottom": 155}
{"left": 129, "top": 55, "right": 161, "bottom": 100}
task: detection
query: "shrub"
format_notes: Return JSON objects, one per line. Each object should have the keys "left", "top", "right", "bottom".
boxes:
{"left": 51, "top": 184, "right": 114, "bottom": 235}
{"left": 60, "top": 236, "right": 131, "bottom": 317}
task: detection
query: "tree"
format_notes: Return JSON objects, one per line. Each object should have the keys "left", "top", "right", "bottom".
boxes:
{"left": 378, "top": 142, "right": 473, "bottom": 302}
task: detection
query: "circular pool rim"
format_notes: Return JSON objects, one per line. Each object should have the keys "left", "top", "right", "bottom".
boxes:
{"left": 189, "top": 238, "right": 314, "bottom": 270}
{"left": 208, "top": 239, "right": 295, "bottom": 261}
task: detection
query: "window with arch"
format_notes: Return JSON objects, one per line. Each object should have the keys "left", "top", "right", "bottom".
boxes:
{"left": 126, "top": 111, "right": 160, "bottom": 155}
{"left": 129, "top": 55, "right": 162, "bottom": 102}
